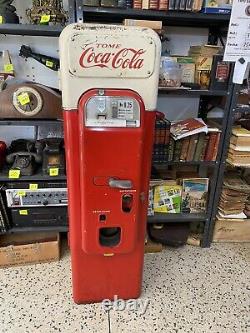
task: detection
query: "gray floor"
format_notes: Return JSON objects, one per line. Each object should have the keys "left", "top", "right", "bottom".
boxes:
{"left": 0, "top": 243, "right": 249, "bottom": 333}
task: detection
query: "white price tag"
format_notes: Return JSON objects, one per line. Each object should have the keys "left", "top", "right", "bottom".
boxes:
{"left": 224, "top": 1, "right": 250, "bottom": 62}
{"left": 118, "top": 100, "right": 134, "bottom": 120}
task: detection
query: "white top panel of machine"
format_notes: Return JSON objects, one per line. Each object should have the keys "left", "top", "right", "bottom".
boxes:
{"left": 59, "top": 24, "right": 161, "bottom": 111}
{"left": 69, "top": 29, "right": 154, "bottom": 78}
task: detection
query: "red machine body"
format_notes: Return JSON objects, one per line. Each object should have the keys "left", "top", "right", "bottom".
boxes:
{"left": 60, "top": 24, "right": 161, "bottom": 304}
{"left": 0, "top": 141, "right": 7, "bottom": 169}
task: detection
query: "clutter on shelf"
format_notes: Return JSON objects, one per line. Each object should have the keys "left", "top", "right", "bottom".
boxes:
{"left": 159, "top": 45, "right": 230, "bottom": 90}
{"left": 0, "top": 138, "right": 65, "bottom": 178}
{"left": 148, "top": 177, "right": 209, "bottom": 216}
{"left": 227, "top": 127, "right": 250, "bottom": 167}
{"left": 217, "top": 172, "right": 250, "bottom": 220}
{"left": 84, "top": 0, "right": 232, "bottom": 13}
{"left": 26, "top": 0, "right": 67, "bottom": 25}
{"left": 152, "top": 116, "right": 221, "bottom": 164}
{"left": 213, "top": 172, "right": 250, "bottom": 243}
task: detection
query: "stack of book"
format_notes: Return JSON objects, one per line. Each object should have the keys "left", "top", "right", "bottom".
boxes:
{"left": 152, "top": 118, "right": 171, "bottom": 163}
{"left": 169, "top": 118, "right": 221, "bottom": 162}
{"left": 227, "top": 127, "right": 250, "bottom": 167}
{"left": 217, "top": 173, "right": 250, "bottom": 219}
{"left": 85, "top": 0, "right": 203, "bottom": 11}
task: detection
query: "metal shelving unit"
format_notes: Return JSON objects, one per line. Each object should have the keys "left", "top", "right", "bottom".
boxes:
{"left": 0, "top": 23, "right": 63, "bottom": 37}
{"left": 0, "top": 3, "right": 234, "bottom": 246}
{"left": 158, "top": 88, "right": 229, "bottom": 97}
{"left": 73, "top": 3, "right": 234, "bottom": 247}
{"left": 0, "top": 3, "right": 75, "bottom": 236}
{"left": 0, "top": 0, "right": 75, "bottom": 36}
{"left": 0, "top": 119, "right": 63, "bottom": 126}
{"left": 7, "top": 226, "right": 68, "bottom": 233}
{"left": 207, "top": 84, "right": 241, "bottom": 246}
{"left": 76, "top": 5, "right": 230, "bottom": 27}
{"left": 148, "top": 213, "right": 207, "bottom": 223}
{"left": 153, "top": 161, "right": 218, "bottom": 167}
{"left": 151, "top": 82, "right": 234, "bottom": 247}
{"left": 0, "top": 169, "right": 66, "bottom": 182}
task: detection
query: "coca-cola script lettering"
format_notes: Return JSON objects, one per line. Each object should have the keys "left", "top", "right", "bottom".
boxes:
{"left": 79, "top": 45, "right": 146, "bottom": 70}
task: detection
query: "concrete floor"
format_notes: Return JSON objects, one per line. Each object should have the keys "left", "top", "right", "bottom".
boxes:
{"left": 0, "top": 242, "right": 249, "bottom": 333}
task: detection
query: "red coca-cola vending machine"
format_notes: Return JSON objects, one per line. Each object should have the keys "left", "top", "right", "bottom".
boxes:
{"left": 59, "top": 24, "right": 161, "bottom": 304}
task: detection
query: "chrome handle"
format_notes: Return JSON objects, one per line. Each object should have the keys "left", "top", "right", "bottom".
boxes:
{"left": 108, "top": 178, "right": 133, "bottom": 189}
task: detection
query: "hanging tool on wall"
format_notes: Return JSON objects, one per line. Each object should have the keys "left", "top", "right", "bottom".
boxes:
{"left": 19, "top": 45, "right": 60, "bottom": 71}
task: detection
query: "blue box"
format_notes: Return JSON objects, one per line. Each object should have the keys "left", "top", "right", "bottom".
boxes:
{"left": 201, "top": 7, "right": 231, "bottom": 14}
{"left": 201, "top": 0, "right": 232, "bottom": 14}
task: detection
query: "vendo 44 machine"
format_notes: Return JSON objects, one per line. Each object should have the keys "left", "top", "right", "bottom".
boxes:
{"left": 59, "top": 24, "right": 161, "bottom": 304}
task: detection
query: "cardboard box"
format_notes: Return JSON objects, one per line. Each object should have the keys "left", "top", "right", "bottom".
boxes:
{"left": 194, "top": 56, "right": 213, "bottom": 89}
{"left": 172, "top": 56, "right": 195, "bottom": 83}
{"left": 123, "top": 19, "right": 162, "bottom": 30}
{"left": 201, "top": 0, "right": 232, "bottom": 14}
{"left": 0, "top": 232, "right": 60, "bottom": 268}
{"left": 145, "top": 238, "right": 163, "bottom": 253}
{"left": 213, "top": 219, "right": 250, "bottom": 243}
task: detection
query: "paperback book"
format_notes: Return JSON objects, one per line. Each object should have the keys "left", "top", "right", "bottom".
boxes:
{"left": 181, "top": 178, "right": 209, "bottom": 213}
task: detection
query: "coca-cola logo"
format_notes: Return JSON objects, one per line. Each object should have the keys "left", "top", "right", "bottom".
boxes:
{"left": 79, "top": 43, "right": 146, "bottom": 70}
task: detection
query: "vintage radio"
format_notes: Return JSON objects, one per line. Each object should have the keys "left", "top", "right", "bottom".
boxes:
{"left": 5, "top": 182, "right": 67, "bottom": 208}
{"left": 0, "top": 83, "right": 62, "bottom": 119}
{"left": 10, "top": 206, "right": 68, "bottom": 228}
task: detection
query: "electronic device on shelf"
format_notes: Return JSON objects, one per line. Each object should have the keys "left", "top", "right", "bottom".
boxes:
{"left": 0, "top": 141, "right": 7, "bottom": 170}
{"left": 0, "top": 83, "right": 62, "bottom": 119}
{"left": 19, "top": 45, "right": 60, "bottom": 71}
{"left": 10, "top": 206, "right": 68, "bottom": 227}
{"left": 6, "top": 139, "right": 43, "bottom": 176}
{"left": 6, "top": 187, "right": 67, "bottom": 208}
{"left": 5, "top": 181, "right": 68, "bottom": 228}
{"left": 41, "top": 138, "right": 65, "bottom": 175}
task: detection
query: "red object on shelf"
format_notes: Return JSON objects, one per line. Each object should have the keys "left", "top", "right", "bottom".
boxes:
{"left": 0, "top": 141, "right": 7, "bottom": 169}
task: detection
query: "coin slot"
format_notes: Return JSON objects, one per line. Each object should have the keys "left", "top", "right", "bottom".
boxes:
{"left": 99, "top": 214, "right": 106, "bottom": 222}
{"left": 99, "top": 227, "right": 121, "bottom": 247}
{"left": 122, "top": 194, "right": 133, "bottom": 213}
